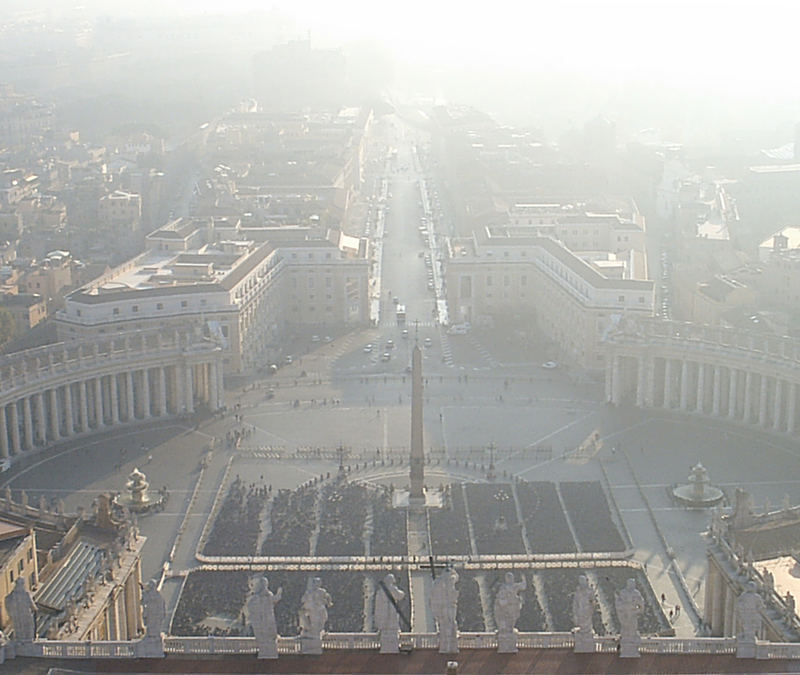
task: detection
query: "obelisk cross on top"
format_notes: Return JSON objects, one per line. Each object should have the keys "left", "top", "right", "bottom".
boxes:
{"left": 409, "top": 344, "right": 425, "bottom": 503}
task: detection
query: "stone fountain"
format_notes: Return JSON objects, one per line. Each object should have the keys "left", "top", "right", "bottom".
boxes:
{"left": 114, "top": 467, "right": 163, "bottom": 513}
{"left": 672, "top": 462, "right": 724, "bottom": 507}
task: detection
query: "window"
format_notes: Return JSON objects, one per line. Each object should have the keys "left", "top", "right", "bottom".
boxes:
{"left": 326, "top": 253, "right": 332, "bottom": 260}
{"left": 221, "top": 326, "right": 229, "bottom": 337}
{"left": 487, "top": 275, "right": 493, "bottom": 287}
{"left": 113, "top": 308, "right": 119, "bottom": 316}
{"left": 27, "top": 549, "right": 33, "bottom": 561}
{"left": 132, "top": 305, "right": 139, "bottom": 313}
{"left": 156, "top": 303, "right": 164, "bottom": 310}
{"left": 181, "top": 300, "right": 187, "bottom": 308}
{"left": 200, "top": 299, "right": 207, "bottom": 306}
{"left": 18, "top": 560, "right": 23, "bottom": 573}
{"left": 638, "top": 296, "right": 645, "bottom": 303}
{"left": 618, "top": 295, "right": 624, "bottom": 302}
{"left": 76, "top": 309, "right": 81, "bottom": 317}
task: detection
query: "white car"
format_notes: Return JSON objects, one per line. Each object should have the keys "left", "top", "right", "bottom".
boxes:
{"left": 364, "top": 343, "right": 373, "bottom": 353}
{"left": 541, "top": 361, "right": 559, "bottom": 370}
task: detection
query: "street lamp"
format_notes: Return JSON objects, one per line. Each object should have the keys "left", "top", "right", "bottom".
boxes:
{"left": 487, "top": 442, "right": 496, "bottom": 481}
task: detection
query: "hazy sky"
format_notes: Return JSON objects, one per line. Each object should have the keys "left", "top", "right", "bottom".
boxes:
{"left": 64, "top": 0, "right": 795, "bottom": 92}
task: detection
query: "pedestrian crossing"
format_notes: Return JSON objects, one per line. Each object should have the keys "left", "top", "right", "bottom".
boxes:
{"left": 439, "top": 330, "right": 455, "bottom": 367}
{"left": 380, "top": 320, "right": 439, "bottom": 329}
{"left": 467, "top": 334, "right": 500, "bottom": 369}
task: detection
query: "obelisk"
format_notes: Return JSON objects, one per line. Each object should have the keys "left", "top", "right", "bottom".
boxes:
{"left": 409, "top": 344, "right": 425, "bottom": 504}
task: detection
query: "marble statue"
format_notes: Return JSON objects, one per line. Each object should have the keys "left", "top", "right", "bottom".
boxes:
{"left": 5, "top": 577, "right": 37, "bottom": 642}
{"left": 247, "top": 577, "right": 282, "bottom": 659}
{"left": 142, "top": 579, "right": 166, "bottom": 638}
{"left": 615, "top": 578, "right": 643, "bottom": 657}
{"left": 374, "top": 573, "right": 405, "bottom": 654}
{"left": 494, "top": 572, "right": 526, "bottom": 653}
{"left": 299, "top": 577, "right": 332, "bottom": 654}
{"left": 737, "top": 583, "right": 764, "bottom": 641}
{"left": 736, "top": 582, "right": 764, "bottom": 658}
{"left": 784, "top": 591, "right": 796, "bottom": 623}
{"left": 431, "top": 568, "right": 459, "bottom": 654}
{"left": 572, "top": 574, "right": 597, "bottom": 653}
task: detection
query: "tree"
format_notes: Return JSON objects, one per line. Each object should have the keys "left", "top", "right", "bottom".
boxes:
{"left": 0, "top": 306, "right": 16, "bottom": 346}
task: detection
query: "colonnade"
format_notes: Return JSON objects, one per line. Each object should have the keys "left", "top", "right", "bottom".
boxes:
{"left": 0, "top": 330, "right": 222, "bottom": 460}
{"left": 605, "top": 320, "right": 800, "bottom": 435}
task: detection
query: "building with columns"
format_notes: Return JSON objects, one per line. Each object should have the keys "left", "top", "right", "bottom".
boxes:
{"left": 604, "top": 318, "right": 800, "bottom": 436}
{"left": 56, "top": 217, "right": 369, "bottom": 374}
{"left": 705, "top": 489, "right": 800, "bottom": 641}
{"left": 0, "top": 329, "right": 222, "bottom": 462}
{"left": 445, "top": 227, "right": 654, "bottom": 370}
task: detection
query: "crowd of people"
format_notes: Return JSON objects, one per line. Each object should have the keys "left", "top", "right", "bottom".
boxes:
{"left": 560, "top": 482, "right": 626, "bottom": 553}
{"left": 261, "top": 485, "right": 317, "bottom": 556}
{"left": 171, "top": 571, "right": 250, "bottom": 636}
{"left": 316, "top": 481, "right": 369, "bottom": 556}
{"left": 202, "top": 477, "right": 269, "bottom": 557}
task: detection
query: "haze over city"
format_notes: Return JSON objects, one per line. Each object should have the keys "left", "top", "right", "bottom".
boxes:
{"left": 2, "top": 2, "right": 800, "bottom": 674}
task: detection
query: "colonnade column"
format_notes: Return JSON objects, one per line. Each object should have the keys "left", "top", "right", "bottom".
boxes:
{"left": 696, "top": 363, "right": 706, "bottom": 413}
{"left": 9, "top": 403, "right": 21, "bottom": 455}
{"left": 680, "top": 360, "right": 690, "bottom": 411}
{"left": 664, "top": 358, "right": 673, "bottom": 408}
{"left": 758, "top": 376, "right": 769, "bottom": 427}
{"left": 79, "top": 381, "right": 89, "bottom": 433}
{"left": 141, "top": 369, "right": 151, "bottom": 419}
{"left": 125, "top": 372, "right": 135, "bottom": 421}
{"left": 34, "top": 393, "right": 46, "bottom": 445}
{"left": 22, "top": 397, "right": 33, "bottom": 450}
{"left": 184, "top": 365, "right": 194, "bottom": 414}
{"left": 94, "top": 378, "right": 104, "bottom": 428}
{"left": 175, "top": 365, "right": 185, "bottom": 414}
{"left": 712, "top": 366, "right": 721, "bottom": 416}
{"left": 773, "top": 380, "right": 784, "bottom": 433}
{"left": 64, "top": 384, "right": 74, "bottom": 436}
{"left": 636, "top": 357, "right": 647, "bottom": 407}
{"left": 158, "top": 368, "right": 167, "bottom": 416}
{"left": 208, "top": 361, "right": 220, "bottom": 410}
{"left": 110, "top": 375, "right": 120, "bottom": 425}
{"left": 0, "top": 406, "right": 8, "bottom": 458}
{"left": 49, "top": 388, "right": 60, "bottom": 441}
{"left": 743, "top": 372, "right": 753, "bottom": 423}
{"left": 788, "top": 383, "right": 798, "bottom": 435}
{"left": 728, "top": 369, "right": 738, "bottom": 420}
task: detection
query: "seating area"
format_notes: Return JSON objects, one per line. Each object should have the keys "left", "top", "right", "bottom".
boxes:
{"left": 464, "top": 483, "right": 526, "bottom": 555}
{"left": 260, "top": 484, "right": 318, "bottom": 556}
{"left": 429, "top": 485, "right": 471, "bottom": 555}
{"left": 202, "top": 477, "right": 269, "bottom": 557}
{"left": 317, "top": 480, "right": 369, "bottom": 556}
{"left": 560, "top": 482, "right": 626, "bottom": 553}
{"left": 370, "top": 490, "right": 407, "bottom": 556}
{"left": 516, "top": 482, "right": 577, "bottom": 553}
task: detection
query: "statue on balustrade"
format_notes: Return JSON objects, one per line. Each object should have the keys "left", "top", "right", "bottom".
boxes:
{"left": 5, "top": 577, "right": 37, "bottom": 642}
{"left": 737, "top": 583, "right": 764, "bottom": 642}
{"left": 572, "top": 574, "right": 597, "bottom": 653}
{"left": 431, "top": 567, "right": 459, "bottom": 654}
{"left": 248, "top": 577, "right": 282, "bottom": 659}
{"left": 374, "top": 573, "right": 405, "bottom": 654}
{"left": 142, "top": 579, "right": 166, "bottom": 638}
{"left": 615, "top": 578, "right": 643, "bottom": 657}
{"left": 494, "top": 572, "right": 527, "bottom": 653}
{"left": 299, "top": 577, "right": 332, "bottom": 653}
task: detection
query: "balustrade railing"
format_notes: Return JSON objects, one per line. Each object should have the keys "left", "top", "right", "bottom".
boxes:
{"left": 4, "top": 630, "right": 799, "bottom": 660}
